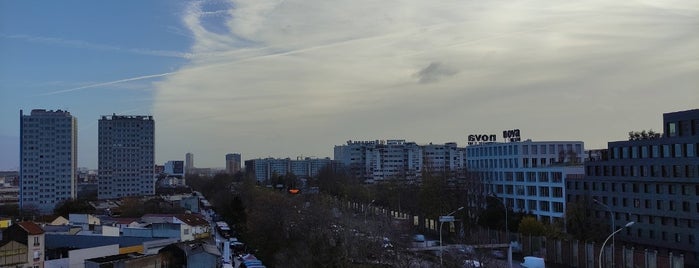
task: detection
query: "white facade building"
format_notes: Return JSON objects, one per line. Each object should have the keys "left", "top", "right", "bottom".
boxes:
{"left": 466, "top": 140, "right": 585, "bottom": 223}
{"left": 334, "top": 140, "right": 467, "bottom": 182}
{"left": 20, "top": 109, "right": 77, "bottom": 213}
{"left": 98, "top": 115, "right": 155, "bottom": 199}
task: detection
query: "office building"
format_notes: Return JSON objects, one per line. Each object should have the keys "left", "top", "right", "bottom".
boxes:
{"left": 185, "top": 153, "right": 194, "bottom": 174}
{"left": 467, "top": 140, "right": 585, "bottom": 223}
{"left": 567, "top": 109, "right": 699, "bottom": 265}
{"left": 225, "top": 153, "right": 241, "bottom": 174}
{"left": 19, "top": 109, "right": 77, "bottom": 213}
{"left": 98, "top": 115, "right": 155, "bottom": 199}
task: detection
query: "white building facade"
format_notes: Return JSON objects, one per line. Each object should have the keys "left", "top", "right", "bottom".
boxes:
{"left": 20, "top": 109, "right": 77, "bottom": 213}
{"left": 334, "top": 140, "right": 468, "bottom": 182}
{"left": 466, "top": 140, "right": 585, "bottom": 223}
{"left": 98, "top": 115, "right": 155, "bottom": 199}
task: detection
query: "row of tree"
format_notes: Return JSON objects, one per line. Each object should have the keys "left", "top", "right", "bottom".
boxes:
{"left": 188, "top": 167, "right": 609, "bottom": 267}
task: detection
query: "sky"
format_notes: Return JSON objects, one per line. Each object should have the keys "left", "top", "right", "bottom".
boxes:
{"left": 1, "top": 0, "right": 698, "bottom": 170}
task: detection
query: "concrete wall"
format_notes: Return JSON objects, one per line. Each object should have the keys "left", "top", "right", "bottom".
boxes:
{"left": 69, "top": 244, "right": 119, "bottom": 268}
{"left": 102, "top": 225, "right": 120, "bottom": 237}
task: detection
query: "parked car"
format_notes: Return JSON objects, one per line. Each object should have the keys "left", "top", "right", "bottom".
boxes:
{"left": 521, "top": 256, "right": 545, "bottom": 268}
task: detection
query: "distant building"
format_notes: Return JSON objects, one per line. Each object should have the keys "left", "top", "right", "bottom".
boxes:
{"left": 245, "top": 157, "right": 333, "bottom": 182}
{"left": 162, "top": 161, "right": 185, "bottom": 186}
{"left": 19, "top": 109, "right": 77, "bottom": 213}
{"left": 567, "top": 109, "right": 699, "bottom": 265}
{"left": 334, "top": 139, "right": 469, "bottom": 182}
{"left": 98, "top": 115, "right": 155, "bottom": 200}
{"left": 185, "top": 153, "right": 194, "bottom": 174}
{"left": 467, "top": 140, "right": 586, "bottom": 223}
{"left": 225, "top": 153, "right": 241, "bottom": 174}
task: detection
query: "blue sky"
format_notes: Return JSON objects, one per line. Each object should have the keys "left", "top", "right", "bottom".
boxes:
{"left": 1, "top": 0, "right": 698, "bottom": 170}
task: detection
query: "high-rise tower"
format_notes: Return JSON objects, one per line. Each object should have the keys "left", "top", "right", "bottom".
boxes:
{"left": 20, "top": 109, "right": 77, "bottom": 213}
{"left": 185, "top": 152, "right": 194, "bottom": 174}
{"left": 98, "top": 114, "right": 155, "bottom": 199}
{"left": 225, "top": 153, "right": 241, "bottom": 174}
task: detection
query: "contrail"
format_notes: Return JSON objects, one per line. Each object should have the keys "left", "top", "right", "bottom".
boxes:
{"left": 38, "top": 72, "right": 175, "bottom": 96}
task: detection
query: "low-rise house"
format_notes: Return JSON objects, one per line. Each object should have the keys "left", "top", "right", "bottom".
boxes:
{"left": 159, "top": 241, "right": 220, "bottom": 268}
{"left": 0, "top": 221, "right": 45, "bottom": 268}
{"left": 141, "top": 214, "right": 210, "bottom": 241}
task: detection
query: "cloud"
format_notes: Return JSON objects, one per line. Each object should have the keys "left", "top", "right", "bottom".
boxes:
{"left": 151, "top": 0, "right": 699, "bottom": 166}
{"left": 415, "top": 62, "right": 458, "bottom": 84}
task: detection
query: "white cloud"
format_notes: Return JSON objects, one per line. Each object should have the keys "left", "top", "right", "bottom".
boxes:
{"left": 153, "top": 0, "right": 699, "bottom": 166}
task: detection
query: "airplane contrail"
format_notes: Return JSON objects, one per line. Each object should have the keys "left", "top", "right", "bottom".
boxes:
{"left": 38, "top": 72, "right": 176, "bottom": 96}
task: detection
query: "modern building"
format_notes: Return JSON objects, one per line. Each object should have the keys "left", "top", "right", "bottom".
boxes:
{"left": 185, "top": 153, "right": 194, "bottom": 174}
{"left": 466, "top": 140, "right": 586, "bottom": 223}
{"left": 334, "top": 140, "right": 424, "bottom": 182}
{"left": 244, "top": 157, "right": 333, "bottom": 182}
{"left": 98, "top": 115, "right": 155, "bottom": 200}
{"left": 225, "top": 153, "right": 241, "bottom": 175}
{"left": 19, "top": 109, "right": 77, "bottom": 213}
{"left": 567, "top": 109, "right": 699, "bottom": 265}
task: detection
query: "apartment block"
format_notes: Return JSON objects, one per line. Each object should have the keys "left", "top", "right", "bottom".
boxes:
{"left": 19, "top": 109, "right": 77, "bottom": 214}
{"left": 98, "top": 115, "right": 155, "bottom": 199}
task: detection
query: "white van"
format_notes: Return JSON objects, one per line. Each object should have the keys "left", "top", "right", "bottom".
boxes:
{"left": 521, "top": 256, "right": 545, "bottom": 268}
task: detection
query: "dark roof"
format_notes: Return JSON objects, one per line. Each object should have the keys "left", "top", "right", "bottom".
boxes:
{"left": 45, "top": 234, "right": 164, "bottom": 249}
{"left": 85, "top": 253, "right": 144, "bottom": 264}
{"left": 174, "top": 214, "right": 208, "bottom": 227}
{"left": 17, "top": 222, "right": 44, "bottom": 235}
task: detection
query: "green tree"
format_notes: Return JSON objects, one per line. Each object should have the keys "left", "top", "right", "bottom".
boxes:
{"left": 53, "top": 199, "right": 96, "bottom": 217}
{"left": 518, "top": 216, "right": 545, "bottom": 236}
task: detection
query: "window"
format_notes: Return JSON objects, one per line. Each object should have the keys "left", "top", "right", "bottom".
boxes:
{"left": 33, "top": 236, "right": 39, "bottom": 246}
{"left": 553, "top": 202, "right": 564, "bottom": 213}
{"left": 528, "top": 200, "right": 537, "bottom": 210}
{"left": 539, "top": 187, "right": 550, "bottom": 197}
{"left": 668, "top": 122, "right": 677, "bottom": 137}
{"left": 540, "top": 201, "right": 550, "bottom": 211}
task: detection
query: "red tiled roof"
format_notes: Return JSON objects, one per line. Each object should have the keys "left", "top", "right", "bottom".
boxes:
{"left": 17, "top": 221, "right": 44, "bottom": 235}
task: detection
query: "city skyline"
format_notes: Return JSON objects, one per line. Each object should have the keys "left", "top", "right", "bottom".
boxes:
{"left": 2, "top": 0, "right": 698, "bottom": 170}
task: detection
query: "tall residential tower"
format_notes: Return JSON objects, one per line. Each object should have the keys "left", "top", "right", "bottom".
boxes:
{"left": 20, "top": 109, "right": 77, "bottom": 213}
{"left": 225, "top": 153, "right": 241, "bottom": 174}
{"left": 98, "top": 114, "right": 155, "bottom": 199}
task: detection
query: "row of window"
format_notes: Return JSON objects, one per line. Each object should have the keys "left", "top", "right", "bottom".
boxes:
{"left": 587, "top": 164, "right": 699, "bottom": 178}
{"left": 568, "top": 181, "right": 699, "bottom": 195}
{"left": 611, "top": 143, "right": 697, "bottom": 159}
{"left": 493, "top": 196, "right": 565, "bottom": 213}
{"left": 467, "top": 143, "right": 583, "bottom": 157}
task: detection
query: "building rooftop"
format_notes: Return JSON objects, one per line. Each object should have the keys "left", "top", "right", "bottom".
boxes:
{"left": 17, "top": 221, "right": 44, "bottom": 235}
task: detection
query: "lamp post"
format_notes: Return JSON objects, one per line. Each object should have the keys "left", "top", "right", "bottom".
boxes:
{"left": 599, "top": 222, "right": 634, "bottom": 268}
{"left": 490, "top": 194, "right": 509, "bottom": 243}
{"left": 593, "top": 199, "right": 615, "bottom": 267}
{"left": 440, "top": 206, "right": 464, "bottom": 266}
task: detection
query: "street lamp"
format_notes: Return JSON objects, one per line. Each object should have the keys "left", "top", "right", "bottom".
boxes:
{"left": 440, "top": 206, "right": 464, "bottom": 266}
{"left": 489, "top": 194, "right": 509, "bottom": 243}
{"left": 599, "top": 222, "right": 634, "bottom": 268}
{"left": 593, "top": 199, "right": 615, "bottom": 267}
